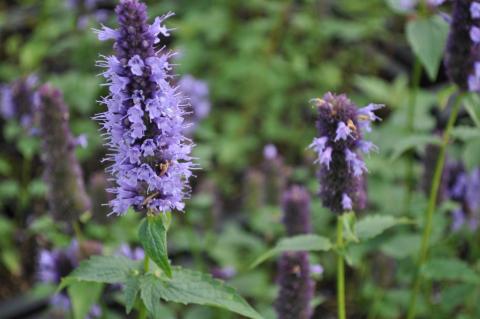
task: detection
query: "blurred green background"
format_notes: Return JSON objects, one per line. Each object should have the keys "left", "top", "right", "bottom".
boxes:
{"left": 1, "top": 0, "right": 480, "bottom": 318}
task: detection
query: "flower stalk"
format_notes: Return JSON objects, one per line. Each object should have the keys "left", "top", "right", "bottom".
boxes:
{"left": 406, "top": 93, "right": 464, "bottom": 319}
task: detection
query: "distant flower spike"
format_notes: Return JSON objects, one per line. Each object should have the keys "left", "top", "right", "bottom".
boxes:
{"left": 38, "top": 84, "right": 91, "bottom": 222}
{"left": 445, "top": 0, "right": 480, "bottom": 92}
{"left": 95, "top": 0, "right": 194, "bottom": 215}
{"left": 309, "top": 93, "right": 383, "bottom": 213}
{"left": 276, "top": 186, "right": 315, "bottom": 319}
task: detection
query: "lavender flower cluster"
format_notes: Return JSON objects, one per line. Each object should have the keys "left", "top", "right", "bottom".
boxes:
{"left": 309, "top": 93, "right": 382, "bottom": 213}
{"left": 445, "top": 0, "right": 480, "bottom": 91}
{"left": 95, "top": 0, "right": 195, "bottom": 215}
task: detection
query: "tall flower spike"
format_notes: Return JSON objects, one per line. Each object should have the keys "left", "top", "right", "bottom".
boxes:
{"left": 38, "top": 84, "right": 91, "bottom": 223}
{"left": 275, "top": 185, "right": 315, "bottom": 319}
{"left": 95, "top": 0, "right": 194, "bottom": 215}
{"left": 445, "top": 0, "right": 480, "bottom": 92}
{"left": 309, "top": 93, "right": 383, "bottom": 213}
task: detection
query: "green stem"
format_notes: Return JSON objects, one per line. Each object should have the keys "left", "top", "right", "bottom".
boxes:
{"left": 138, "top": 255, "right": 150, "bottom": 319}
{"left": 337, "top": 215, "right": 346, "bottom": 319}
{"left": 404, "top": 58, "right": 422, "bottom": 215}
{"left": 406, "top": 93, "right": 464, "bottom": 319}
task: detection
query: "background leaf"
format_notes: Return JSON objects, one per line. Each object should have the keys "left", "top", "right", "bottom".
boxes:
{"left": 421, "top": 258, "right": 480, "bottom": 283}
{"left": 67, "top": 281, "right": 103, "bottom": 319}
{"left": 250, "top": 234, "right": 332, "bottom": 268}
{"left": 355, "top": 215, "right": 412, "bottom": 241}
{"left": 406, "top": 15, "right": 449, "bottom": 80}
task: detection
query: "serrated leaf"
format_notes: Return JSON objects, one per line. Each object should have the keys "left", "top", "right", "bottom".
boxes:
{"left": 67, "top": 281, "right": 102, "bottom": 319}
{"left": 389, "top": 134, "right": 442, "bottom": 162}
{"left": 355, "top": 215, "right": 412, "bottom": 240}
{"left": 62, "top": 255, "right": 140, "bottom": 289}
{"left": 139, "top": 216, "right": 172, "bottom": 278}
{"left": 406, "top": 15, "right": 449, "bottom": 80}
{"left": 124, "top": 276, "right": 140, "bottom": 314}
{"left": 422, "top": 258, "right": 480, "bottom": 283}
{"left": 250, "top": 234, "right": 332, "bottom": 268}
{"left": 140, "top": 268, "right": 263, "bottom": 319}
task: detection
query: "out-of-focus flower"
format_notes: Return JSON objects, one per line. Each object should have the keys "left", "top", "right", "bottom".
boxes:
{"left": 211, "top": 266, "right": 236, "bottom": 280}
{"left": 68, "top": 0, "right": 113, "bottom": 29}
{"left": 262, "top": 144, "right": 289, "bottom": 205}
{"left": 263, "top": 144, "right": 278, "bottom": 161}
{"left": 95, "top": 0, "right": 195, "bottom": 215}
{"left": 117, "top": 243, "right": 144, "bottom": 260}
{"left": 275, "top": 185, "right": 314, "bottom": 319}
{"left": 309, "top": 93, "right": 382, "bottom": 213}
{"left": 179, "top": 74, "right": 211, "bottom": 133}
{"left": 445, "top": 0, "right": 480, "bottom": 92}
{"left": 38, "top": 241, "right": 102, "bottom": 318}
{"left": 0, "top": 75, "right": 39, "bottom": 130}
{"left": 38, "top": 84, "right": 91, "bottom": 223}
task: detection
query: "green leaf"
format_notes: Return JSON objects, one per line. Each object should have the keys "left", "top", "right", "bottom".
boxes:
{"left": 250, "top": 234, "right": 332, "bottom": 268}
{"left": 464, "top": 94, "right": 480, "bottom": 128}
{"left": 451, "top": 126, "right": 480, "bottom": 141}
{"left": 421, "top": 258, "right": 480, "bottom": 283}
{"left": 140, "top": 267, "right": 263, "bottom": 319}
{"left": 406, "top": 15, "right": 449, "bottom": 80}
{"left": 63, "top": 255, "right": 140, "bottom": 287}
{"left": 67, "top": 281, "right": 103, "bottom": 319}
{"left": 139, "top": 216, "right": 172, "bottom": 278}
{"left": 355, "top": 215, "right": 412, "bottom": 241}
{"left": 389, "top": 134, "right": 442, "bottom": 162}
{"left": 124, "top": 276, "right": 140, "bottom": 314}
{"left": 341, "top": 211, "right": 359, "bottom": 243}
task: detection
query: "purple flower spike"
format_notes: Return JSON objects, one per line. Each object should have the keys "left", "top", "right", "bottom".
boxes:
{"left": 445, "top": 0, "right": 480, "bottom": 92}
{"left": 309, "top": 93, "right": 383, "bottom": 213}
{"left": 276, "top": 185, "right": 314, "bottom": 319}
{"left": 95, "top": 0, "right": 195, "bottom": 215}
{"left": 38, "top": 85, "right": 91, "bottom": 223}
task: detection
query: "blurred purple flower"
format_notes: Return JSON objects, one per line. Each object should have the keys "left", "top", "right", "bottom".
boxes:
{"left": 263, "top": 144, "right": 278, "bottom": 160}
{"left": 310, "top": 264, "right": 324, "bottom": 276}
{"left": 211, "top": 266, "right": 236, "bottom": 280}
{"left": 0, "top": 75, "right": 39, "bottom": 130}
{"left": 95, "top": 0, "right": 195, "bottom": 215}
{"left": 117, "top": 243, "right": 145, "bottom": 260}
{"left": 38, "top": 85, "right": 91, "bottom": 223}
{"left": 309, "top": 93, "right": 382, "bottom": 213}
{"left": 179, "top": 74, "right": 211, "bottom": 126}
{"left": 445, "top": 0, "right": 480, "bottom": 92}
{"left": 276, "top": 185, "right": 314, "bottom": 319}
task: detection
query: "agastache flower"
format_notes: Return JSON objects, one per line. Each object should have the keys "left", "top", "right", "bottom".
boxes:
{"left": 95, "top": 0, "right": 195, "bottom": 215}
{"left": 309, "top": 93, "right": 383, "bottom": 213}
{"left": 38, "top": 85, "right": 91, "bottom": 223}
{"left": 445, "top": 0, "right": 480, "bottom": 92}
{"left": 275, "top": 185, "right": 315, "bottom": 319}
